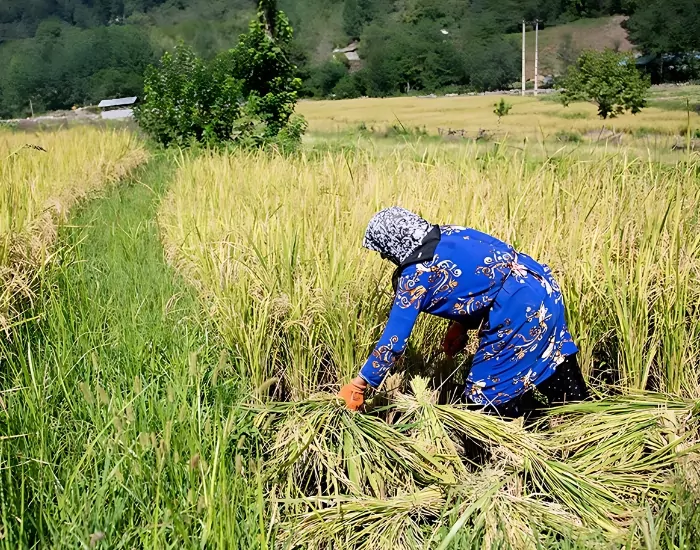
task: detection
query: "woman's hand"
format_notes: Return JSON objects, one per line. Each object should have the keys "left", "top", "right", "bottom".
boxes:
{"left": 443, "top": 321, "right": 468, "bottom": 358}
{"left": 338, "top": 377, "right": 368, "bottom": 411}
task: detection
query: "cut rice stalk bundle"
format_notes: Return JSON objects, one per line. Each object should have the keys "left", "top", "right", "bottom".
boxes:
{"left": 437, "top": 474, "right": 607, "bottom": 550}
{"left": 279, "top": 487, "right": 445, "bottom": 550}
{"left": 543, "top": 394, "right": 700, "bottom": 500}
{"left": 545, "top": 393, "right": 698, "bottom": 456}
{"left": 546, "top": 392, "right": 698, "bottom": 417}
{"left": 254, "top": 385, "right": 696, "bottom": 548}
{"left": 395, "top": 394, "right": 630, "bottom": 536}
{"left": 395, "top": 394, "right": 547, "bottom": 460}
{"left": 251, "top": 396, "right": 455, "bottom": 499}
{"left": 394, "top": 378, "right": 470, "bottom": 480}
{"left": 525, "top": 456, "right": 631, "bottom": 537}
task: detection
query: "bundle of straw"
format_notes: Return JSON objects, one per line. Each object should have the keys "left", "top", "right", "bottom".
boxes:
{"left": 253, "top": 395, "right": 454, "bottom": 499}
{"left": 250, "top": 380, "right": 699, "bottom": 549}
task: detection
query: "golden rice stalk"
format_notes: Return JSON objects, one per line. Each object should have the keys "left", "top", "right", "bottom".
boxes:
{"left": 251, "top": 396, "right": 455, "bottom": 499}
{"left": 280, "top": 487, "right": 445, "bottom": 550}
{"left": 395, "top": 387, "right": 629, "bottom": 536}
{"left": 438, "top": 472, "right": 604, "bottom": 550}
{"left": 393, "top": 377, "right": 469, "bottom": 481}
{"left": 543, "top": 394, "right": 700, "bottom": 500}
{"left": 394, "top": 387, "right": 546, "bottom": 462}
{"left": 0, "top": 128, "right": 147, "bottom": 330}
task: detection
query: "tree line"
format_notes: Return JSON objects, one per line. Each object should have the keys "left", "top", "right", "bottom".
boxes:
{"left": 0, "top": 0, "right": 698, "bottom": 118}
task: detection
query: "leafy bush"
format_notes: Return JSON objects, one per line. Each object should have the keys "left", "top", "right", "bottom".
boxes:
{"left": 561, "top": 50, "right": 651, "bottom": 119}
{"left": 135, "top": 45, "right": 243, "bottom": 146}
{"left": 555, "top": 130, "right": 583, "bottom": 143}
{"left": 135, "top": 0, "right": 305, "bottom": 149}
{"left": 493, "top": 98, "right": 513, "bottom": 123}
{"left": 332, "top": 74, "right": 363, "bottom": 99}
{"left": 304, "top": 60, "right": 349, "bottom": 98}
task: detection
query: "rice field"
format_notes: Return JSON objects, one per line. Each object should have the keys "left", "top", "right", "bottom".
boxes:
{"left": 297, "top": 89, "right": 700, "bottom": 141}
{"left": 0, "top": 127, "right": 147, "bottom": 329}
{"left": 0, "top": 98, "right": 699, "bottom": 548}
{"left": 158, "top": 143, "right": 700, "bottom": 547}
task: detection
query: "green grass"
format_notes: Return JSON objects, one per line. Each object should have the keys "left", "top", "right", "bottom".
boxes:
{"left": 0, "top": 153, "right": 267, "bottom": 548}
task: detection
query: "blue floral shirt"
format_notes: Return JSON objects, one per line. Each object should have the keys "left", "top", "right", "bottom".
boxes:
{"left": 359, "top": 226, "right": 578, "bottom": 406}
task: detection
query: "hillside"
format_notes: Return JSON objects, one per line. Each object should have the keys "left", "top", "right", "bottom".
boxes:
{"left": 516, "top": 15, "right": 634, "bottom": 78}
{"left": 1, "top": 0, "right": 699, "bottom": 118}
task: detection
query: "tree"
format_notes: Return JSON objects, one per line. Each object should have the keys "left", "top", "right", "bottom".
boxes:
{"left": 342, "top": 0, "right": 363, "bottom": 38}
{"left": 343, "top": 0, "right": 378, "bottom": 39}
{"left": 561, "top": 50, "right": 650, "bottom": 119}
{"left": 135, "top": 0, "right": 305, "bottom": 148}
{"left": 462, "top": 38, "right": 520, "bottom": 92}
{"left": 135, "top": 44, "right": 243, "bottom": 146}
{"left": 304, "top": 59, "right": 348, "bottom": 97}
{"left": 493, "top": 98, "right": 512, "bottom": 123}
{"left": 627, "top": 0, "right": 700, "bottom": 56}
{"left": 360, "top": 19, "right": 462, "bottom": 96}
{"left": 219, "top": 0, "right": 302, "bottom": 135}
{"left": 332, "top": 73, "right": 362, "bottom": 98}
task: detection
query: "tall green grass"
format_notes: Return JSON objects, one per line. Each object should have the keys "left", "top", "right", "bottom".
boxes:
{"left": 0, "top": 155, "right": 268, "bottom": 548}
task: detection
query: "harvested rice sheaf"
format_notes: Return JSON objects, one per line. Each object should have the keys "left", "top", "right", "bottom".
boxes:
{"left": 250, "top": 379, "right": 700, "bottom": 549}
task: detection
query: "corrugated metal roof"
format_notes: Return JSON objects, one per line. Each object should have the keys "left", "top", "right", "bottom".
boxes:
{"left": 98, "top": 97, "right": 138, "bottom": 108}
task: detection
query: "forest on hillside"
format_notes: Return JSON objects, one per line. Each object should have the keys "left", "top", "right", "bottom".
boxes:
{"left": 0, "top": 0, "right": 699, "bottom": 117}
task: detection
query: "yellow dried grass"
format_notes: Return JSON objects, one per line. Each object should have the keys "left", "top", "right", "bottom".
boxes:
{"left": 0, "top": 127, "right": 147, "bottom": 329}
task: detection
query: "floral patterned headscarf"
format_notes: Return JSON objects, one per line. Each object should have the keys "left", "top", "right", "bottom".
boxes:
{"left": 363, "top": 207, "right": 433, "bottom": 265}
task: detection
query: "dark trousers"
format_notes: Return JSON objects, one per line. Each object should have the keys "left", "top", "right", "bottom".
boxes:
{"left": 487, "top": 355, "right": 588, "bottom": 421}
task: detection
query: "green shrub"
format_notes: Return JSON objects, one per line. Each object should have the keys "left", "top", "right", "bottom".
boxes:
{"left": 493, "top": 98, "right": 513, "bottom": 123}
{"left": 135, "top": 0, "right": 305, "bottom": 149}
{"left": 305, "top": 60, "right": 349, "bottom": 98}
{"left": 555, "top": 130, "right": 583, "bottom": 143}
{"left": 135, "top": 44, "right": 243, "bottom": 146}
{"left": 332, "top": 74, "right": 363, "bottom": 99}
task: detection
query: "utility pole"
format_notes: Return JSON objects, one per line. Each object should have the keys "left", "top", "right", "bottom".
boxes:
{"left": 522, "top": 20, "right": 526, "bottom": 96}
{"left": 534, "top": 20, "right": 539, "bottom": 96}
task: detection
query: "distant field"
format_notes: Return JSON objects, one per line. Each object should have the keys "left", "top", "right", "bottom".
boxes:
{"left": 297, "top": 87, "right": 700, "bottom": 142}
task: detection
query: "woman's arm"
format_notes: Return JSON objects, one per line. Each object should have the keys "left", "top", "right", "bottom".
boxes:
{"left": 358, "top": 293, "right": 424, "bottom": 388}
{"left": 338, "top": 269, "right": 429, "bottom": 409}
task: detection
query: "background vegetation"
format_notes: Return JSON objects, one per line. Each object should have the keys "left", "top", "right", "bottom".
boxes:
{"left": 1, "top": 0, "right": 700, "bottom": 117}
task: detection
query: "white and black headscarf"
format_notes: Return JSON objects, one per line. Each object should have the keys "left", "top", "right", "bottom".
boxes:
{"left": 363, "top": 207, "right": 437, "bottom": 266}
